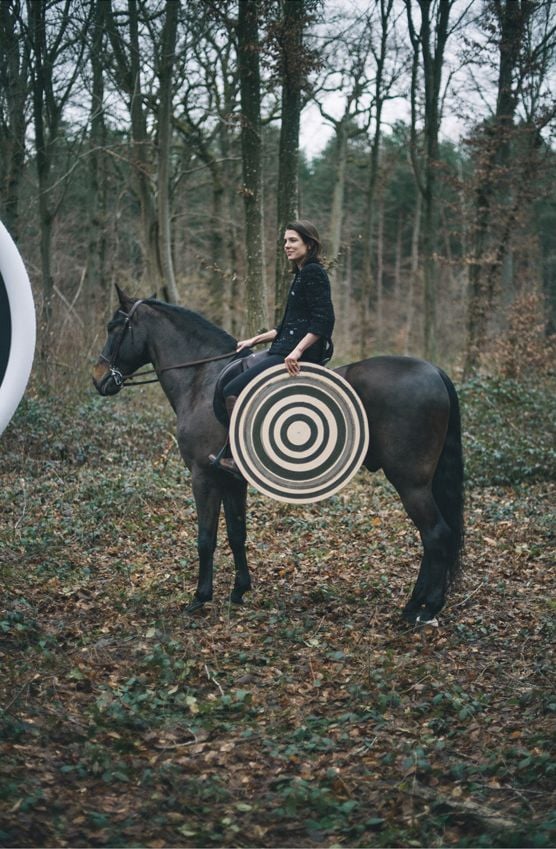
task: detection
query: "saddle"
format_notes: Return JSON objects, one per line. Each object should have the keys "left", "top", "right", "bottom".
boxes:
{"left": 212, "top": 349, "right": 268, "bottom": 425}
{"left": 212, "top": 344, "right": 334, "bottom": 426}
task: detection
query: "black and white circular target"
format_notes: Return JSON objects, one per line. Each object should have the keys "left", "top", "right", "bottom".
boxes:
{"left": 229, "top": 363, "right": 369, "bottom": 503}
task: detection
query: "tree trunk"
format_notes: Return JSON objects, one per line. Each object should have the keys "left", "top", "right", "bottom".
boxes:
{"left": 464, "top": 0, "right": 531, "bottom": 376}
{"left": 237, "top": 0, "right": 267, "bottom": 335}
{"left": 406, "top": 0, "right": 454, "bottom": 361}
{"left": 359, "top": 0, "right": 393, "bottom": 358}
{"left": 274, "top": 0, "right": 304, "bottom": 324}
{"left": 157, "top": 0, "right": 179, "bottom": 303}
{"left": 0, "top": 1, "right": 28, "bottom": 242}
{"left": 106, "top": 0, "right": 162, "bottom": 295}
{"left": 27, "top": 0, "right": 89, "bottom": 347}
{"left": 376, "top": 189, "right": 385, "bottom": 350}
{"left": 330, "top": 121, "right": 348, "bottom": 264}
{"left": 87, "top": 0, "right": 107, "bottom": 302}
{"left": 404, "top": 190, "right": 422, "bottom": 355}
{"left": 28, "top": 0, "right": 54, "bottom": 326}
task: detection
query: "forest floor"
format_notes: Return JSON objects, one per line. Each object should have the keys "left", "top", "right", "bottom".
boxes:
{"left": 1, "top": 377, "right": 554, "bottom": 848}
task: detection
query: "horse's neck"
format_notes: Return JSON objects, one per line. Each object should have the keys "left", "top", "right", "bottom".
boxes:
{"left": 147, "top": 309, "right": 231, "bottom": 364}
{"left": 146, "top": 309, "right": 233, "bottom": 413}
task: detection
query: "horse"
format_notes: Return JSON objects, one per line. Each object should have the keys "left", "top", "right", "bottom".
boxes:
{"left": 92, "top": 287, "right": 464, "bottom": 624}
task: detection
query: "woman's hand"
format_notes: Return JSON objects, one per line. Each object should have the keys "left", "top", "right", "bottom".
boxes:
{"left": 285, "top": 347, "right": 302, "bottom": 376}
{"left": 237, "top": 329, "right": 278, "bottom": 353}
{"left": 236, "top": 337, "right": 256, "bottom": 353}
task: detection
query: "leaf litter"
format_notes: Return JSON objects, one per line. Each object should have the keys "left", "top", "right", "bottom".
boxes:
{"left": 0, "top": 386, "right": 554, "bottom": 848}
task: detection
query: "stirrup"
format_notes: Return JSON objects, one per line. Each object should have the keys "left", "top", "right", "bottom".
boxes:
{"left": 209, "top": 448, "right": 244, "bottom": 480}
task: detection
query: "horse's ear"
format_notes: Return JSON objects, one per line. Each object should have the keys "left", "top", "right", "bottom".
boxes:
{"left": 115, "top": 284, "right": 133, "bottom": 309}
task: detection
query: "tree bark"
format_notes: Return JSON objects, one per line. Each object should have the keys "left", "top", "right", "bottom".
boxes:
{"left": 330, "top": 120, "right": 348, "bottom": 265}
{"left": 0, "top": 1, "right": 28, "bottom": 242}
{"left": 406, "top": 0, "right": 454, "bottom": 360}
{"left": 237, "top": 0, "right": 267, "bottom": 335}
{"left": 106, "top": 0, "right": 163, "bottom": 296}
{"left": 29, "top": 0, "right": 55, "bottom": 326}
{"left": 274, "top": 0, "right": 304, "bottom": 324}
{"left": 404, "top": 189, "right": 422, "bottom": 355}
{"left": 464, "top": 0, "right": 532, "bottom": 376}
{"left": 157, "top": 0, "right": 179, "bottom": 303}
{"left": 87, "top": 0, "right": 107, "bottom": 301}
{"left": 360, "top": 0, "right": 394, "bottom": 358}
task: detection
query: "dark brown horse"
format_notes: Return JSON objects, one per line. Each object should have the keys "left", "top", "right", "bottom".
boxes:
{"left": 93, "top": 288, "right": 464, "bottom": 623}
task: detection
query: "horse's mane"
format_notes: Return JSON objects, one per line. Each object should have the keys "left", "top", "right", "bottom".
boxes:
{"left": 144, "top": 299, "right": 236, "bottom": 348}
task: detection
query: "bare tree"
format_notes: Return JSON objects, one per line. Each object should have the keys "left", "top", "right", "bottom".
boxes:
{"left": 105, "top": 0, "right": 178, "bottom": 300}
{"left": 405, "top": 0, "right": 463, "bottom": 359}
{"left": 464, "top": 0, "right": 556, "bottom": 375}
{"left": 173, "top": 0, "right": 242, "bottom": 329}
{"left": 316, "top": 16, "right": 375, "bottom": 265}
{"left": 27, "top": 0, "right": 91, "bottom": 326}
{"left": 360, "top": 0, "right": 406, "bottom": 356}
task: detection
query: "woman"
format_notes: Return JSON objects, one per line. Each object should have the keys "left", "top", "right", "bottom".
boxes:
{"left": 210, "top": 219, "right": 335, "bottom": 476}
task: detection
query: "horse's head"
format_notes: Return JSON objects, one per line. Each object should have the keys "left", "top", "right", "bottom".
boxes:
{"left": 92, "top": 285, "right": 150, "bottom": 396}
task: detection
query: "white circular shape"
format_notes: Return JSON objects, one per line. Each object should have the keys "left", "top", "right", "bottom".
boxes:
{"left": 229, "top": 363, "right": 369, "bottom": 503}
{"left": 287, "top": 420, "right": 311, "bottom": 446}
{"left": 0, "top": 221, "right": 36, "bottom": 437}
{"left": 260, "top": 394, "right": 337, "bottom": 470}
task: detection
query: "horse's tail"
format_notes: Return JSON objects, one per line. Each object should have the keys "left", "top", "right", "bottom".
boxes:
{"left": 434, "top": 369, "right": 465, "bottom": 587}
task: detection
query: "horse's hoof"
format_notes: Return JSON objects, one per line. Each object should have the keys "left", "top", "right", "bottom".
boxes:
{"left": 185, "top": 597, "right": 209, "bottom": 615}
{"left": 401, "top": 606, "right": 419, "bottom": 624}
{"left": 416, "top": 614, "right": 439, "bottom": 628}
{"left": 230, "top": 588, "right": 249, "bottom": 605}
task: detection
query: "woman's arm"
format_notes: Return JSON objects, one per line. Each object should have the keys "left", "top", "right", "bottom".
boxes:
{"left": 302, "top": 264, "right": 335, "bottom": 340}
{"left": 236, "top": 328, "right": 277, "bottom": 353}
{"left": 284, "top": 332, "right": 321, "bottom": 376}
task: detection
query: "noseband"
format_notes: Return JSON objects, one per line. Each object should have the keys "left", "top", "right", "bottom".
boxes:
{"left": 100, "top": 300, "right": 236, "bottom": 387}
{"left": 99, "top": 299, "right": 147, "bottom": 386}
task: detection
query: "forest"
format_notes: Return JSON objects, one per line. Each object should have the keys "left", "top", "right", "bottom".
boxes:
{"left": 1, "top": 0, "right": 555, "bottom": 847}
{"left": 0, "top": 0, "right": 555, "bottom": 374}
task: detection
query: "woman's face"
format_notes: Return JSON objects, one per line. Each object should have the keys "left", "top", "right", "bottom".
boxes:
{"left": 284, "top": 229, "right": 309, "bottom": 266}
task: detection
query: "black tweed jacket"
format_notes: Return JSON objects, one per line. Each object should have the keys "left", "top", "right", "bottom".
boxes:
{"left": 269, "top": 262, "right": 335, "bottom": 363}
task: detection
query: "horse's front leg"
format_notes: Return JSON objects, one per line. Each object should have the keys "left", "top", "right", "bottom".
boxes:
{"left": 222, "top": 479, "right": 251, "bottom": 605}
{"left": 186, "top": 470, "right": 222, "bottom": 613}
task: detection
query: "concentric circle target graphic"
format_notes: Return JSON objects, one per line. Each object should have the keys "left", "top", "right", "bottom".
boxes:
{"left": 229, "top": 363, "right": 369, "bottom": 503}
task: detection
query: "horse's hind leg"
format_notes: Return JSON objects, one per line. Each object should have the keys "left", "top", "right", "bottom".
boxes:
{"left": 394, "top": 483, "right": 453, "bottom": 623}
{"left": 222, "top": 481, "right": 251, "bottom": 605}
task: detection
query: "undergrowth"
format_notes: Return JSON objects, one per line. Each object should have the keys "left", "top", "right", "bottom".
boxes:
{"left": 0, "top": 377, "right": 554, "bottom": 848}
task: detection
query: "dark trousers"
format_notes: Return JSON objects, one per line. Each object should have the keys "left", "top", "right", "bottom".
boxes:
{"left": 223, "top": 352, "right": 284, "bottom": 399}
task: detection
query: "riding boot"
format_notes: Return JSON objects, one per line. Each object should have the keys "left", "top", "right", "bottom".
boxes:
{"left": 209, "top": 396, "right": 243, "bottom": 478}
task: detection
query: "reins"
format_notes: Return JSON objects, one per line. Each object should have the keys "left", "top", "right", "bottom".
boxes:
{"left": 122, "top": 350, "right": 237, "bottom": 386}
{"left": 100, "top": 299, "right": 237, "bottom": 387}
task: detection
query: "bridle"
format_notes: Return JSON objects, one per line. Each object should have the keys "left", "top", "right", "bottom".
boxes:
{"left": 99, "top": 300, "right": 237, "bottom": 387}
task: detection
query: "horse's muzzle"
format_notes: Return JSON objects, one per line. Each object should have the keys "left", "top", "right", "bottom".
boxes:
{"left": 92, "top": 362, "right": 122, "bottom": 396}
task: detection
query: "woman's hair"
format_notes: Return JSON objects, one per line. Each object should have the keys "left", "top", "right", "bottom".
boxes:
{"left": 285, "top": 219, "right": 323, "bottom": 266}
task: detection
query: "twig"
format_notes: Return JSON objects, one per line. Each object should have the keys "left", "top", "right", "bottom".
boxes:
{"left": 13, "top": 478, "right": 28, "bottom": 535}
{"left": 447, "top": 580, "right": 486, "bottom": 610}
{"left": 1, "top": 677, "right": 34, "bottom": 714}
{"left": 54, "top": 281, "right": 85, "bottom": 327}
{"left": 205, "top": 663, "right": 225, "bottom": 697}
